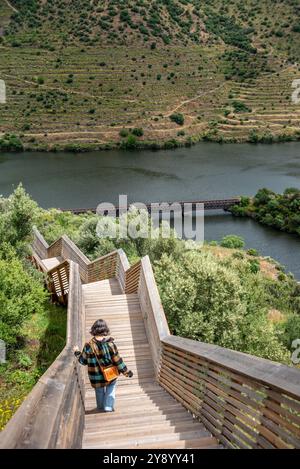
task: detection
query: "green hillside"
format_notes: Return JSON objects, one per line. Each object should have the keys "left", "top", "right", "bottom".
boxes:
{"left": 0, "top": 0, "right": 300, "bottom": 150}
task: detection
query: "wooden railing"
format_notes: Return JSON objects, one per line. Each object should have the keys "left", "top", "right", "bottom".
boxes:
{"left": 0, "top": 262, "right": 85, "bottom": 448}
{"left": 160, "top": 336, "right": 300, "bottom": 449}
{"left": 136, "top": 256, "right": 300, "bottom": 449}
{"left": 47, "top": 260, "right": 70, "bottom": 305}
{"left": 125, "top": 261, "right": 141, "bottom": 294}
{"left": 137, "top": 256, "right": 170, "bottom": 378}
{"left": 32, "top": 226, "right": 49, "bottom": 259}
{"left": 35, "top": 228, "right": 119, "bottom": 286}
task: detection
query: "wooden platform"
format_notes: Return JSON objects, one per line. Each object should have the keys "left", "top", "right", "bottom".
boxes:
{"left": 82, "top": 279, "right": 220, "bottom": 449}
{"left": 41, "top": 256, "right": 63, "bottom": 271}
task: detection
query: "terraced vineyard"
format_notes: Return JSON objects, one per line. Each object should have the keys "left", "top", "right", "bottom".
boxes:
{"left": 0, "top": 0, "right": 300, "bottom": 150}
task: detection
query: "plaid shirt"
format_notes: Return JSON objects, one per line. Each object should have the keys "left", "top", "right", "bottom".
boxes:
{"left": 75, "top": 337, "right": 128, "bottom": 388}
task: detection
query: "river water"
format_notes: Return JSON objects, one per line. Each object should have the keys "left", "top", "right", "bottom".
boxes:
{"left": 0, "top": 142, "right": 299, "bottom": 277}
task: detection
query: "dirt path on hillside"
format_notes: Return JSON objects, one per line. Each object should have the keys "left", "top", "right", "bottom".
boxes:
{"left": 164, "top": 82, "right": 227, "bottom": 117}
{"left": 4, "top": 0, "right": 18, "bottom": 14}
{"left": 164, "top": 63, "right": 298, "bottom": 118}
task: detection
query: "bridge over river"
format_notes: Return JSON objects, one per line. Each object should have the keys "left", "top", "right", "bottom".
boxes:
{"left": 60, "top": 198, "right": 241, "bottom": 216}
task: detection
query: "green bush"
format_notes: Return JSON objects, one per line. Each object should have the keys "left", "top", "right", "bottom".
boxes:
{"left": 279, "top": 315, "right": 300, "bottom": 351}
{"left": 170, "top": 113, "right": 184, "bottom": 125}
{"left": 247, "top": 248, "right": 259, "bottom": 256}
{"left": 0, "top": 250, "right": 47, "bottom": 348}
{"left": 132, "top": 127, "right": 144, "bottom": 137}
{"left": 0, "top": 134, "right": 24, "bottom": 152}
{"left": 119, "top": 128, "right": 129, "bottom": 138}
{"left": 232, "top": 101, "right": 252, "bottom": 113}
{"left": 120, "top": 134, "right": 138, "bottom": 150}
{"left": 220, "top": 235, "right": 245, "bottom": 249}
{"left": 154, "top": 250, "right": 290, "bottom": 362}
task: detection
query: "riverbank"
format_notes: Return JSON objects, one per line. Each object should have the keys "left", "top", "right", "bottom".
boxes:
{"left": 1, "top": 128, "right": 300, "bottom": 153}
{"left": 230, "top": 188, "right": 300, "bottom": 238}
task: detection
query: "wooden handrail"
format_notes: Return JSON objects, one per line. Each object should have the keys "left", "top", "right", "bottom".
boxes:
{"left": 159, "top": 336, "right": 300, "bottom": 449}
{"left": 137, "top": 256, "right": 170, "bottom": 378}
{"left": 116, "top": 248, "right": 130, "bottom": 292}
{"left": 32, "top": 226, "right": 49, "bottom": 259}
{"left": 0, "top": 262, "right": 85, "bottom": 448}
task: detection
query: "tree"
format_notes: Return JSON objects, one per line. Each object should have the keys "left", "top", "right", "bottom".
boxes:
{"left": 0, "top": 184, "right": 38, "bottom": 253}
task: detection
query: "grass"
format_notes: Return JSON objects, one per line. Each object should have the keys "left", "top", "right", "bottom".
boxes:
{"left": 0, "top": 302, "right": 66, "bottom": 430}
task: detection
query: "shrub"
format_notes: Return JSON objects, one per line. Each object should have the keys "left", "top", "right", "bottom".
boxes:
{"left": 0, "top": 250, "right": 47, "bottom": 348}
{"left": 132, "top": 128, "right": 144, "bottom": 137}
{"left": 247, "top": 248, "right": 259, "bottom": 256}
{"left": 170, "top": 113, "right": 184, "bottom": 125}
{"left": 279, "top": 314, "right": 300, "bottom": 351}
{"left": 154, "top": 250, "right": 290, "bottom": 362}
{"left": 120, "top": 134, "right": 138, "bottom": 150}
{"left": 232, "top": 101, "right": 252, "bottom": 113}
{"left": 0, "top": 134, "right": 23, "bottom": 152}
{"left": 220, "top": 235, "right": 245, "bottom": 249}
{"left": 248, "top": 259, "right": 260, "bottom": 274}
{"left": 119, "top": 129, "right": 129, "bottom": 138}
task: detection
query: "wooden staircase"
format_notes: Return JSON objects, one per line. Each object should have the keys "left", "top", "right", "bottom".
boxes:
{"left": 1, "top": 229, "right": 299, "bottom": 450}
{"left": 82, "top": 279, "right": 219, "bottom": 449}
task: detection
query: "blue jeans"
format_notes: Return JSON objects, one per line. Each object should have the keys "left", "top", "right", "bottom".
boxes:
{"left": 95, "top": 379, "right": 117, "bottom": 412}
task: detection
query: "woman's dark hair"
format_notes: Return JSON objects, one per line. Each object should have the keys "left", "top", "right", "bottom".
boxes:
{"left": 90, "top": 319, "right": 110, "bottom": 337}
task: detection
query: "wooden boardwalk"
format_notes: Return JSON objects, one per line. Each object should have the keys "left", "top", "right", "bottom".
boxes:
{"left": 1, "top": 229, "right": 300, "bottom": 450}
{"left": 82, "top": 279, "right": 219, "bottom": 449}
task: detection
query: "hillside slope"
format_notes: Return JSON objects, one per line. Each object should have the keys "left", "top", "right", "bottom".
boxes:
{"left": 0, "top": 0, "right": 300, "bottom": 150}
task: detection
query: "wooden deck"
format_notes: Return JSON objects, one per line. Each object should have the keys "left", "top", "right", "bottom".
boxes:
{"left": 82, "top": 279, "right": 219, "bottom": 449}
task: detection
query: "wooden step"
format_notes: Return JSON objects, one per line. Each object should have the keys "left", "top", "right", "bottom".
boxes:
{"left": 82, "top": 278, "right": 219, "bottom": 450}
{"left": 83, "top": 429, "right": 214, "bottom": 449}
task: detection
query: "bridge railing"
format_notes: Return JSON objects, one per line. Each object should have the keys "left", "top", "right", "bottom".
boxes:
{"left": 0, "top": 262, "right": 85, "bottom": 449}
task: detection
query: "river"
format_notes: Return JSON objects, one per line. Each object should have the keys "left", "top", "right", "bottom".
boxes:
{"left": 0, "top": 142, "right": 299, "bottom": 277}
